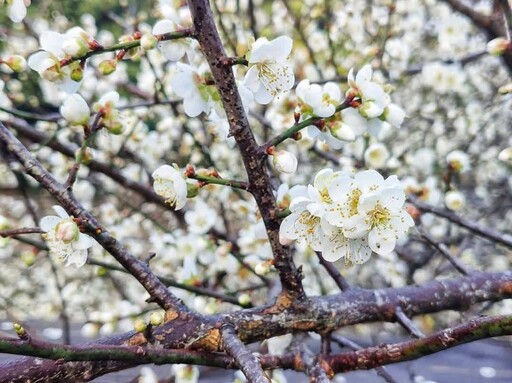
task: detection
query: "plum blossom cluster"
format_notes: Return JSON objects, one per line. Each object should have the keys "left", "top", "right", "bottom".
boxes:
{"left": 27, "top": 27, "right": 95, "bottom": 93}
{"left": 280, "top": 169, "right": 414, "bottom": 265}
{"left": 297, "top": 64, "right": 405, "bottom": 149}
{"left": 39, "top": 206, "right": 95, "bottom": 267}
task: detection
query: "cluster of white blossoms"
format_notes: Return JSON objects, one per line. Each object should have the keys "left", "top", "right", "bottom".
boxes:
{"left": 297, "top": 64, "right": 405, "bottom": 150}
{"left": 280, "top": 168, "right": 414, "bottom": 265}
{"left": 28, "top": 27, "right": 93, "bottom": 93}
{"left": 39, "top": 206, "right": 95, "bottom": 267}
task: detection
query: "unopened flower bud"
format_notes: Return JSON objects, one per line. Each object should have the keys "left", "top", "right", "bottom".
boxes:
{"left": 272, "top": 150, "right": 298, "bottom": 174}
{"left": 486, "top": 37, "right": 510, "bottom": 56}
{"left": 255, "top": 261, "right": 271, "bottom": 275}
{"left": 498, "top": 82, "right": 512, "bottom": 94}
{"left": 186, "top": 182, "right": 199, "bottom": 198}
{"left": 149, "top": 312, "right": 164, "bottom": 326}
{"left": 98, "top": 59, "right": 117, "bottom": 75}
{"left": 81, "top": 322, "right": 99, "bottom": 338}
{"left": 238, "top": 293, "right": 251, "bottom": 306}
{"left": 3, "top": 55, "right": 27, "bottom": 72}
{"left": 55, "top": 219, "right": 80, "bottom": 243}
{"left": 75, "top": 147, "right": 94, "bottom": 164}
{"left": 63, "top": 38, "right": 89, "bottom": 58}
{"left": 13, "top": 323, "right": 27, "bottom": 339}
{"left": 383, "top": 104, "right": 406, "bottom": 129}
{"left": 70, "top": 66, "right": 84, "bottom": 82}
{"left": 133, "top": 318, "right": 147, "bottom": 333}
{"left": 21, "top": 251, "right": 36, "bottom": 267}
{"left": 60, "top": 94, "right": 90, "bottom": 125}
{"left": 359, "top": 101, "right": 382, "bottom": 119}
{"left": 107, "top": 120, "right": 123, "bottom": 135}
{"left": 141, "top": 34, "right": 158, "bottom": 50}
{"left": 330, "top": 121, "right": 356, "bottom": 142}
{"left": 498, "top": 147, "right": 512, "bottom": 164}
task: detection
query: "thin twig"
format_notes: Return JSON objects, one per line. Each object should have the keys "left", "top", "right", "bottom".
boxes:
{"left": 0, "top": 122, "right": 190, "bottom": 313}
{"left": 394, "top": 307, "right": 424, "bottom": 338}
{"left": 409, "top": 195, "right": 512, "bottom": 248}
{"left": 331, "top": 335, "right": 399, "bottom": 383}
{"left": 316, "top": 251, "right": 351, "bottom": 291}
{"left": 0, "top": 227, "right": 42, "bottom": 237}
{"left": 416, "top": 227, "right": 471, "bottom": 276}
{"left": 221, "top": 325, "right": 270, "bottom": 383}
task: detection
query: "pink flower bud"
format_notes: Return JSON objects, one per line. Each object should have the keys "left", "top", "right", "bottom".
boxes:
{"left": 55, "top": 219, "right": 79, "bottom": 243}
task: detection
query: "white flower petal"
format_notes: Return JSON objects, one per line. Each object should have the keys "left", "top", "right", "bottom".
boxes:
{"left": 52, "top": 205, "right": 70, "bottom": 219}
{"left": 8, "top": 0, "right": 27, "bottom": 23}
{"left": 39, "top": 216, "right": 61, "bottom": 232}
{"left": 368, "top": 228, "right": 396, "bottom": 255}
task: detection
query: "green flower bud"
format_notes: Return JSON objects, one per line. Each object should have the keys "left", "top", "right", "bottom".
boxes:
{"left": 149, "top": 312, "right": 164, "bottom": 326}
{"left": 98, "top": 59, "right": 117, "bottom": 76}
{"left": 141, "top": 34, "right": 158, "bottom": 50}
{"left": 133, "top": 318, "right": 147, "bottom": 333}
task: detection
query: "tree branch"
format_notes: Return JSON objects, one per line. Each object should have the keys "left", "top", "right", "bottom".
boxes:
{"left": 327, "top": 314, "right": 512, "bottom": 373}
{"left": 409, "top": 196, "right": 512, "bottom": 248}
{"left": 221, "top": 325, "right": 270, "bottom": 383}
{"left": 187, "top": 0, "right": 305, "bottom": 301}
{"left": 1, "top": 270, "right": 510, "bottom": 381}
{"left": 0, "top": 122, "right": 190, "bottom": 313}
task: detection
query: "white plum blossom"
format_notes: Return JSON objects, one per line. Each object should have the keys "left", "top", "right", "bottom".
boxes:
{"left": 4, "top": 0, "right": 30, "bottom": 23}
{"left": 28, "top": 28, "right": 87, "bottom": 93}
{"left": 347, "top": 64, "right": 390, "bottom": 119}
{"left": 93, "top": 91, "right": 123, "bottom": 134}
{"left": 272, "top": 150, "right": 298, "bottom": 174}
{"left": 296, "top": 80, "right": 341, "bottom": 118}
{"left": 279, "top": 169, "right": 344, "bottom": 251}
{"left": 345, "top": 186, "right": 414, "bottom": 255}
{"left": 152, "top": 164, "right": 188, "bottom": 210}
{"left": 446, "top": 150, "right": 470, "bottom": 173}
{"left": 364, "top": 143, "right": 390, "bottom": 169}
{"left": 184, "top": 200, "right": 217, "bottom": 234}
{"left": 244, "top": 36, "right": 294, "bottom": 104}
{"left": 281, "top": 168, "right": 413, "bottom": 265}
{"left": 444, "top": 190, "right": 465, "bottom": 211}
{"left": 171, "top": 63, "right": 213, "bottom": 117}
{"left": 344, "top": 64, "right": 405, "bottom": 135}
{"left": 60, "top": 93, "right": 90, "bottom": 125}
{"left": 40, "top": 205, "right": 95, "bottom": 267}
{"left": 152, "top": 20, "right": 196, "bottom": 61}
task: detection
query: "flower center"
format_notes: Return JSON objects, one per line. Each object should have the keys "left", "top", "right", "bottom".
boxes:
{"left": 257, "top": 62, "right": 280, "bottom": 95}
{"left": 320, "top": 188, "right": 332, "bottom": 204}
{"left": 348, "top": 189, "right": 362, "bottom": 216}
{"left": 298, "top": 211, "right": 320, "bottom": 235}
{"left": 366, "top": 203, "right": 390, "bottom": 229}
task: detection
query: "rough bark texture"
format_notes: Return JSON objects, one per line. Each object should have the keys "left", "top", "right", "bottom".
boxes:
{"left": 186, "top": 0, "right": 305, "bottom": 302}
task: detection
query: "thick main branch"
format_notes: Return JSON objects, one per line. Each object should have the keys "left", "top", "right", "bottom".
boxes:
{"left": 1, "top": 271, "right": 511, "bottom": 382}
{"left": 186, "top": 0, "right": 305, "bottom": 300}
